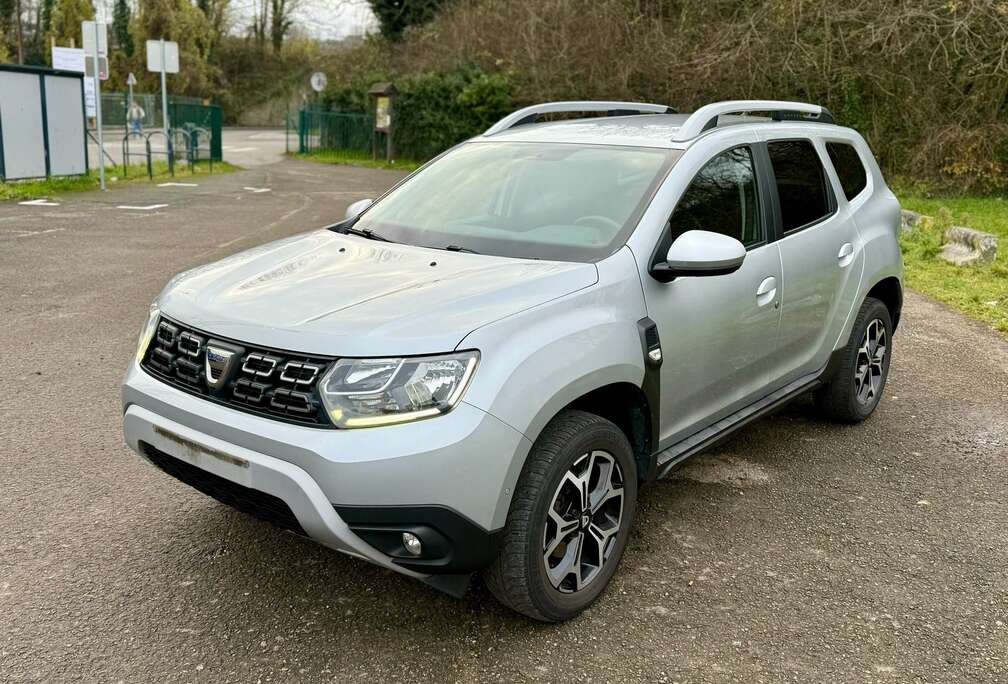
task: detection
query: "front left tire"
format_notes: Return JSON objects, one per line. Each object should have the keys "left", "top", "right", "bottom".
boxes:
{"left": 484, "top": 410, "right": 638, "bottom": 622}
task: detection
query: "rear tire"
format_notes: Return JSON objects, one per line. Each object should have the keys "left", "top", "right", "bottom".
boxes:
{"left": 484, "top": 410, "right": 637, "bottom": 622}
{"left": 814, "top": 297, "right": 893, "bottom": 423}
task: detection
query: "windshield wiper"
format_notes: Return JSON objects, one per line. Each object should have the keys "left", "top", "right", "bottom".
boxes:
{"left": 341, "top": 225, "right": 395, "bottom": 243}
{"left": 441, "top": 244, "right": 480, "bottom": 254}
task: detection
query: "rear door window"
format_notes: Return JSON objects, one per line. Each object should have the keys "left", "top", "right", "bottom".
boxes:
{"left": 825, "top": 142, "right": 868, "bottom": 200}
{"left": 767, "top": 140, "right": 832, "bottom": 232}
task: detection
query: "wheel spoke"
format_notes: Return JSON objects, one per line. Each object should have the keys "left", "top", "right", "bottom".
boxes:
{"left": 591, "top": 484, "right": 623, "bottom": 515}
{"left": 587, "top": 521, "right": 618, "bottom": 561}
{"left": 545, "top": 533, "right": 581, "bottom": 589}
{"left": 571, "top": 532, "right": 585, "bottom": 590}
{"left": 544, "top": 508, "right": 579, "bottom": 557}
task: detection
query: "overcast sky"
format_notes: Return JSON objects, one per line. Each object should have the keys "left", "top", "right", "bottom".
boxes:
{"left": 94, "top": 0, "right": 377, "bottom": 40}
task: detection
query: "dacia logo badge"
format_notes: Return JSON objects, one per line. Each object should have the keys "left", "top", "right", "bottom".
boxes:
{"left": 205, "top": 340, "right": 244, "bottom": 390}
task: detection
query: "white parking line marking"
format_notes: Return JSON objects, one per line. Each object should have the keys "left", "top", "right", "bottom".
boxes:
{"left": 157, "top": 182, "right": 199, "bottom": 187}
{"left": 226, "top": 146, "right": 257, "bottom": 152}
{"left": 117, "top": 204, "right": 169, "bottom": 210}
{"left": 243, "top": 187, "right": 272, "bottom": 193}
{"left": 3, "top": 228, "right": 66, "bottom": 238}
{"left": 19, "top": 198, "right": 60, "bottom": 206}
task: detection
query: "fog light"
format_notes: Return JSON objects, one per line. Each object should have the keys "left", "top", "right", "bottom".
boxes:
{"left": 402, "top": 532, "right": 422, "bottom": 556}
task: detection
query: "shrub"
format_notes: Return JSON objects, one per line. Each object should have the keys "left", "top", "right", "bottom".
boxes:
{"left": 322, "top": 64, "right": 513, "bottom": 160}
{"left": 319, "top": 0, "right": 1008, "bottom": 192}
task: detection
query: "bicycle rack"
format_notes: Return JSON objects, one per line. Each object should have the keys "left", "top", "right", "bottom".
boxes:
{"left": 144, "top": 130, "right": 175, "bottom": 178}
{"left": 131, "top": 127, "right": 215, "bottom": 180}
{"left": 184, "top": 125, "right": 214, "bottom": 174}
{"left": 170, "top": 128, "right": 194, "bottom": 174}
{"left": 121, "top": 132, "right": 147, "bottom": 178}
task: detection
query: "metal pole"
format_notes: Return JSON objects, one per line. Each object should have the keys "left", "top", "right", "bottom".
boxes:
{"left": 93, "top": 22, "right": 105, "bottom": 190}
{"left": 127, "top": 77, "right": 133, "bottom": 138}
{"left": 160, "top": 38, "right": 169, "bottom": 165}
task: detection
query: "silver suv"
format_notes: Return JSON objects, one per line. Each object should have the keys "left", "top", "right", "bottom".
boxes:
{"left": 123, "top": 100, "right": 903, "bottom": 621}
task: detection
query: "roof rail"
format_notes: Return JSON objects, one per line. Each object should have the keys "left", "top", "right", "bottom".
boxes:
{"left": 483, "top": 101, "right": 674, "bottom": 136}
{"left": 671, "top": 100, "right": 835, "bottom": 142}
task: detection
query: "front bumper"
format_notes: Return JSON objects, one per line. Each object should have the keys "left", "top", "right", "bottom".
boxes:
{"left": 122, "top": 361, "right": 531, "bottom": 590}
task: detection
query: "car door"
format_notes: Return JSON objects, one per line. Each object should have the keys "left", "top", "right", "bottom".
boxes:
{"left": 761, "top": 137, "right": 863, "bottom": 384}
{"left": 640, "top": 144, "right": 784, "bottom": 446}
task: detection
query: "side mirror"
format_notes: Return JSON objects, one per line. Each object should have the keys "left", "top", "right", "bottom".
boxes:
{"left": 650, "top": 230, "right": 746, "bottom": 283}
{"left": 345, "top": 198, "right": 374, "bottom": 220}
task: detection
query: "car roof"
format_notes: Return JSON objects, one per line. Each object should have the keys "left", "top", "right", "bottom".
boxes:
{"left": 475, "top": 112, "right": 843, "bottom": 149}
{"left": 476, "top": 113, "right": 692, "bottom": 148}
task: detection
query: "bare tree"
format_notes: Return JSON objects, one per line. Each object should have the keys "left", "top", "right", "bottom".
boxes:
{"left": 269, "top": 0, "right": 296, "bottom": 52}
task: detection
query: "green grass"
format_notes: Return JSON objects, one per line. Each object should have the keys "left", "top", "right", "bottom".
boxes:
{"left": 0, "top": 160, "right": 239, "bottom": 202}
{"left": 896, "top": 192, "right": 1008, "bottom": 333}
{"left": 294, "top": 149, "right": 423, "bottom": 172}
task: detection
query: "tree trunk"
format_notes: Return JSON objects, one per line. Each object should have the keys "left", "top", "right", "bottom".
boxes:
{"left": 14, "top": 0, "right": 23, "bottom": 63}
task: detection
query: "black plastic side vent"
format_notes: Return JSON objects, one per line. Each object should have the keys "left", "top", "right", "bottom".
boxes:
{"left": 636, "top": 317, "right": 663, "bottom": 482}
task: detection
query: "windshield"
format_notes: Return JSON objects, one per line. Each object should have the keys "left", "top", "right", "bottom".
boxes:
{"left": 351, "top": 141, "right": 677, "bottom": 262}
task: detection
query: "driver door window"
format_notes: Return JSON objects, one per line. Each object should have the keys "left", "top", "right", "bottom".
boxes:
{"left": 667, "top": 146, "right": 763, "bottom": 248}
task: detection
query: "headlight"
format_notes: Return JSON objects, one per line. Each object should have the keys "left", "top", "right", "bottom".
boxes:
{"left": 135, "top": 301, "right": 160, "bottom": 363}
{"left": 319, "top": 351, "right": 479, "bottom": 428}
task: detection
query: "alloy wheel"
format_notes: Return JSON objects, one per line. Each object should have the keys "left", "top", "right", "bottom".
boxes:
{"left": 854, "top": 318, "right": 887, "bottom": 405}
{"left": 542, "top": 450, "right": 624, "bottom": 593}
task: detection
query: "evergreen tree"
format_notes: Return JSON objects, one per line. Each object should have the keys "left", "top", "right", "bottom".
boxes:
{"left": 368, "top": 0, "right": 450, "bottom": 41}
{"left": 41, "top": 0, "right": 53, "bottom": 33}
{"left": 112, "top": 0, "right": 132, "bottom": 55}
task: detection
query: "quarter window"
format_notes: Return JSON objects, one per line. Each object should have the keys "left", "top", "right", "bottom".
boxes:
{"left": 667, "top": 146, "right": 763, "bottom": 248}
{"left": 767, "top": 140, "right": 831, "bottom": 232}
{"left": 826, "top": 141, "right": 868, "bottom": 200}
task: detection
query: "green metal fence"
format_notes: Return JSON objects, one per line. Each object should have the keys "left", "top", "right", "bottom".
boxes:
{"left": 101, "top": 92, "right": 222, "bottom": 161}
{"left": 168, "top": 101, "right": 223, "bottom": 162}
{"left": 298, "top": 109, "right": 371, "bottom": 155}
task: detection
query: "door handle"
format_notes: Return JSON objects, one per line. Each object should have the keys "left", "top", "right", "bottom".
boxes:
{"left": 756, "top": 276, "right": 777, "bottom": 307}
{"left": 838, "top": 242, "right": 854, "bottom": 266}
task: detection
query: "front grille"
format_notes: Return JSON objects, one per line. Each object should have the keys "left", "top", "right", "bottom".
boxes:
{"left": 139, "top": 315, "right": 335, "bottom": 427}
{"left": 141, "top": 442, "right": 306, "bottom": 536}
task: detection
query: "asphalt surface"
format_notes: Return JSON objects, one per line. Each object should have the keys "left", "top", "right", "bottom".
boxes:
{"left": 1, "top": 154, "right": 1006, "bottom": 683}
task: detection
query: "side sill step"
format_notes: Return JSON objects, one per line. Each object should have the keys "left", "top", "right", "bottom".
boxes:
{"left": 653, "top": 370, "right": 823, "bottom": 480}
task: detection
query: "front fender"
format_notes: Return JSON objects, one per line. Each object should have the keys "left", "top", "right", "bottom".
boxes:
{"left": 456, "top": 248, "right": 649, "bottom": 527}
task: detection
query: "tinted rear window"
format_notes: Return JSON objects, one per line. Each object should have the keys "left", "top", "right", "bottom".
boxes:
{"left": 826, "top": 142, "right": 868, "bottom": 200}
{"left": 767, "top": 140, "right": 831, "bottom": 232}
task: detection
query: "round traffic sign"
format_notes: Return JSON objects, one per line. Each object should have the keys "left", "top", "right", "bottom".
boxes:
{"left": 310, "top": 72, "right": 328, "bottom": 93}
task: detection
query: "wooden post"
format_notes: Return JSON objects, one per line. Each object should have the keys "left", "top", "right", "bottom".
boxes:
{"left": 368, "top": 82, "right": 397, "bottom": 162}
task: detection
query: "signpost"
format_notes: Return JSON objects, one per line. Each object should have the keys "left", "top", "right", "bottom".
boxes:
{"left": 146, "top": 39, "right": 179, "bottom": 142}
{"left": 310, "top": 71, "right": 327, "bottom": 93}
{"left": 82, "top": 20, "right": 108, "bottom": 190}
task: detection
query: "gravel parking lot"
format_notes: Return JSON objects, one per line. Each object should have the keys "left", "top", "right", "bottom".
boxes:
{"left": 1, "top": 157, "right": 1006, "bottom": 682}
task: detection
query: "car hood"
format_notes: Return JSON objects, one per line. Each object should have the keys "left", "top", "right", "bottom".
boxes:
{"left": 158, "top": 230, "right": 598, "bottom": 356}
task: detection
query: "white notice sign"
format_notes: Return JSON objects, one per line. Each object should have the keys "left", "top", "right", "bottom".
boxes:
{"left": 81, "top": 21, "right": 108, "bottom": 56}
{"left": 146, "top": 40, "right": 180, "bottom": 74}
{"left": 51, "top": 46, "right": 96, "bottom": 117}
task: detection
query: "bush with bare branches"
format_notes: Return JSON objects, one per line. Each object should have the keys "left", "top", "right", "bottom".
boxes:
{"left": 325, "top": 0, "right": 1008, "bottom": 190}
